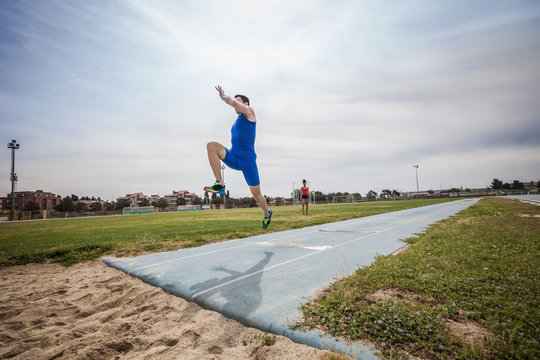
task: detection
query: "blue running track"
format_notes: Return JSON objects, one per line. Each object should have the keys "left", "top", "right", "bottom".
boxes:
{"left": 103, "top": 198, "right": 479, "bottom": 359}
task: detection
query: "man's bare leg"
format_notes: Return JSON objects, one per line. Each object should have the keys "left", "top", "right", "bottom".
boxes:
{"left": 249, "top": 185, "right": 270, "bottom": 217}
{"left": 207, "top": 142, "right": 226, "bottom": 183}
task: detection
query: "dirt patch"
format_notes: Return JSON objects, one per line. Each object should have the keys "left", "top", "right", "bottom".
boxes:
{"left": 455, "top": 217, "right": 478, "bottom": 225}
{"left": 518, "top": 200, "right": 540, "bottom": 206}
{"left": 367, "top": 289, "right": 495, "bottom": 350}
{"left": 366, "top": 288, "right": 436, "bottom": 306}
{"left": 519, "top": 214, "right": 540, "bottom": 217}
{"left": 443, "top": 318, "right": 494, "bottom": 346}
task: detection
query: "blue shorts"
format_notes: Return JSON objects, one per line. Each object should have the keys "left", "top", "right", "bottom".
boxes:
{"left": 222, "top": 149, "right": 260, "bottom": 186}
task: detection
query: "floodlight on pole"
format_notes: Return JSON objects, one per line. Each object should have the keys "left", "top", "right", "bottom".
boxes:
{"left": 221, "top": 164, "right": 226, "bottom": 209}
{"left": 413, "top": 165, "right": 419, "bottom": 194}
{"left": 8, "top": 140, "right": 20, "bottom": 221}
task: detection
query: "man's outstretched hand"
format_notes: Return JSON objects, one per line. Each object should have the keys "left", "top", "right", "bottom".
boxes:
{"left": 215, "top": 85, "right": 226, "bottom": 101}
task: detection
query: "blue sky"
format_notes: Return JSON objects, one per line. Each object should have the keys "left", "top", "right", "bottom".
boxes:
{"left": 1, "top": 0, "right": 539, "bottom": 200}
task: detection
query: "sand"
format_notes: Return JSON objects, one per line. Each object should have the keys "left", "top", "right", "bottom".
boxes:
{"left": 0, "top": 260, "right": 328, "bottom": 360}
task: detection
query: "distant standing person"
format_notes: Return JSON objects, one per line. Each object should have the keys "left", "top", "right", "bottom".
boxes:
{"left": 301, "top": 179, "right": 309, "bottom": 215}
{"left": 204, "top": 85, "right": 273, "bottom": 229}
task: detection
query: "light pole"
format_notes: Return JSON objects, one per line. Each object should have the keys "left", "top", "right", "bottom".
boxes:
{"left": 221, "top": 164, "right": 226, "bottom": 209}
{"left": 8, "top": 140, "right": 20, "bottom": 221}
{"left": 413, "top": 164, "right": 419, "bottom": 195}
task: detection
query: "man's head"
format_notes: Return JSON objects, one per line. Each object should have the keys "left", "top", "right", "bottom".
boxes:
{"left": 303, "top": 179, "right": 306, "bottom": 185}
{"left": 235, "top": 94, "right": 250, "bottom": 106}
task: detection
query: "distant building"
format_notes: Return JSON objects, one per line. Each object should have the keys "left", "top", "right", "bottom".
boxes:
{"left": 116, "top": 192, "right": 150, "bottom": 207}
{"left": 525, "top": 181, "right": 539, "bottom": 193}
{"left": 164, "top": 190, "right": 196, "bottom": 205}
{"left": 0, "top": 190, "right": 61, "bottom": 211}
{"left": 148, "top": 195, "right": 160, "bottom": 204}
{"left": 79, "top": 199, "right": 105, "bottom": 206}
{"left": 116, "top": 191, "right": 196, "bottom": 207}
{"left": 177, "top": 190, "right": 196, "bottom": 203}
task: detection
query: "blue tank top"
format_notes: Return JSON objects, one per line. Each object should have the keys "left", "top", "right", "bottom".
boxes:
{"left": 230, "top": 113, "right": 256, "bottom": 154}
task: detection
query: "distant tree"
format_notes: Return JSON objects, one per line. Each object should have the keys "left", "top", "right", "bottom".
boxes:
{"left": 75, "top": 202, "right": 87, "bottom": 212}
{"left": 192, "top": 196, "right": 203, "bottom": 205}
{"left": 176, "top": 197, "right": 187, "bottom": 206}
{"left": 89, "top": 202, "right": 102, "bottom": 212}
{"left": 55, "top": 197, "right": 75, "bottom": 212}
{"left": 490, "top": 178, "right": 503, "bottom": 190}
{"left": 392, "top": 190, "right": 401, "bottom": 199}
{"left": 345, "top": 193, "right": 362, "bottom": 201}
{"left": 156, "top": 198, "right": 169, "bottom": 209}
{"left": 105, "top": 202, "right": 116, "bottom": 211}
{"left": 225, "top": 194, "right": 234, "bottom": 209}
{"left": 70, "top": 194, "right": 79, "bottom": 202}
{"left": 367, "top": 190, "right": 377, "bottom": 201}
{"left": 139, "top": 198, "right": 150, "bottom": 206}
{"left": 511, "top": 180, "right": 524, "bottom": 190}
{"left": 450, "top": 188, "right": 460, "bottom": 193}
{"left": 204, "top": 192, "right": 210, "bottom": 205}
{"left": 116, "top": 199, "right": 130, "bottom": 210}
{"left": 380, "top": 189, "right": 392, "bottom": 200}
{"left": 502, "top": 183, "right": 512, "bottom": 190}
{"left": 313, "top": 191, "right": 326, "bottom": 201}
{"left": 238, "top": 197, "right": 257, "bottom": 207}
{"left": 537, "top": 180, "right": 540, "bottom": 189}
{"left": 24, "top": 200, "right": 41, "bottom": 211}
{"left": 237, "top": 197, "right": 249, "bottom": 207}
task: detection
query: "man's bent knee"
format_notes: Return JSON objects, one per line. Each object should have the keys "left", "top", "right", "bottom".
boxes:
{"left": 207, "top": 142, "right": 218, "bottom": 152}
{"left": 207, "top": 142, "right": 226, "bottom": 158}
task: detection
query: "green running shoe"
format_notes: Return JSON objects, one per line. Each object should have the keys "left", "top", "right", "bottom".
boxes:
{"left": 204, "top": 180, "right": 225, "bottom": 195}
{"left": 262, "top": 209, "right": 273, "bottom": 229}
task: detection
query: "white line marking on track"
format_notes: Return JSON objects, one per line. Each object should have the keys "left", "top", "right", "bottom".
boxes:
{"left": 318, "top": 229, "right": 380, "bottom": 233}
{"left": 257, "top": 241, "right": 332, "bottom": 251}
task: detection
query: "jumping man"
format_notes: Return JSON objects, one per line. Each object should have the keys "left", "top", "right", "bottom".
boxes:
{"left": 204, "top": 85, "right": 273, "bottom": 229}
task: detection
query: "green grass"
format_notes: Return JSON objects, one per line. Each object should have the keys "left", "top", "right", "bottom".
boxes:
{"left": 319, "top": 352, "right": 355, "bottom": 360}
{"left": 242, "top": 332, "right": 277, "bottom": 346}
{"left": 0, "top": 198, "right": 453, "bottom": 266}
{"left": 293, "top": 197, "right": 540, "bottom": 359}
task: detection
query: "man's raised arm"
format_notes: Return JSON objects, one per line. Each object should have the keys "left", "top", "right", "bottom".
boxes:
{"left": 215, "top": 85, "right": 255, "bottom": 121}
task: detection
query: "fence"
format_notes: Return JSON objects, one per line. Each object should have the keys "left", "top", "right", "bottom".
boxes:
{"left": 177, "top": 205, "right": 202, "bottom": 212}
{"left": 123, "top": 206, "right": 155, "bottom": 215}
{"left": 0, "top": 209, "right": 124, "bottom": 221}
